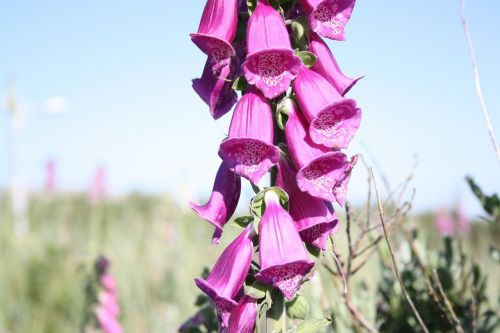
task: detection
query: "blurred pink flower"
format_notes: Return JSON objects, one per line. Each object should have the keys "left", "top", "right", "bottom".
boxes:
{"left": 95, "top": 260, "right": 122, "bottom": 333}
{"left": 435, "top": 205, "right": 470, "bottom": 237}
{"left": 45, "top": 158, "right": 57, "bottom": 192}
{"left": 90, "top": 165, "right": 107, "bottom": 203}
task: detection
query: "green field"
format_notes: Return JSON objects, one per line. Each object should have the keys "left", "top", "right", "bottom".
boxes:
{"left": 0, "top": 193, "right": 498, "bottom": 332}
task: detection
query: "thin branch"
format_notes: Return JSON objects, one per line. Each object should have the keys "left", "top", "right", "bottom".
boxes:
{"left": 346, "top": 202, "right": 354, "bottom": 276}
{"left": 330, "top": 248, "right": 347, "bottom": 295}
{"left": 371, "top": 167, "right": 430, "bottom": 333}
{"left": 432, "top": 270, "right": 465, "bottom": 333}
{"left": 461, "top": 0, "right": 500, "bottom": 162}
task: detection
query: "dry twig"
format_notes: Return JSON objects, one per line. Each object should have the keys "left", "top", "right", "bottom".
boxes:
{"left": 371, "top": 167, "right": 430, "bottom": 333}
{"left": 461, "top": 0, "right": 500, "bottom": 162}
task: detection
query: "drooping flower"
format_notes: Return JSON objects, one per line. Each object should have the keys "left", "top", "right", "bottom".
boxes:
{"left": 277, "top": 158, "right": 339, "bottom": 249}
{"left": 242, "top": 0, "right": 302, "bottom": 99}
{"left": 308, "top": 32, "right": 361, "bottom": 96}
{"left": 192, "top": 58, "right": 238, "bottom": 120}
{"left": 227, "top": 295, "right": 258, "bottom": 333}
{"left": 218, "top": 88, "right": 280, "bottom": 184}
{"left": 190, "top": 162, "right": 241, "bottom": 244}
{"left": 195, "top": 226, "right": 254, "bottom": 328}
{"left": 285, "top": 100, "right": 357, "bottom": 205}
{"left": 293, "top": 66, "right": 361, "bottom": 149}
{"left": 300, "top": 0, "right": 356, "bottom": 41}
{"left": 256, "top": 191, "right": 314, "bottom": 300}
{"left": 190, "top": 0, "right": 238, "bottom": 68}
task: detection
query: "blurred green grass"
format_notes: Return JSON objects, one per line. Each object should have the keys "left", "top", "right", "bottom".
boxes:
{"left": 0, "top": 192, "right": 241, "bottom": 333}
{"left": 0, "top": 193, "right": 498, "bottom": 332}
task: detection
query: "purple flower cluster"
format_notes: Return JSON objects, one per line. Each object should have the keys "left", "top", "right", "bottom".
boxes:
{"left": 189, "top": 0, "right": 360, "bottom": 330}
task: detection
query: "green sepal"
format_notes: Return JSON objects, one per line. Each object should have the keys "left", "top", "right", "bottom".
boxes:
{"left": 231, "top": 215, "right": 254, "bottom": 228}
{"left": 244, "top": 281, "right": 268, "bottom": 299}
{"left": 232, "top": 76, "right": 248, "bottom": 91}
{"left": 296, "top": 50, "right": 317, "bottom": 68}
{"left": 250, "top": 187, "right": 289, "bottom": 221}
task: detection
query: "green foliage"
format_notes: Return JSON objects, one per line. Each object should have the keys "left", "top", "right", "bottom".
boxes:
{"left": 466, "top": 176, "right": 500, "bottom": 223}
{"left": 286, "top": 295, "right": 309, "bottom": 320}
{"left": 0, "top": 192, "right": 226, "bottom": 332}
{"left": 294, "top": 318, "right": 332, "bottom": 333}
{"left": 376, "top": 235, "right": 499, "bottom": 332}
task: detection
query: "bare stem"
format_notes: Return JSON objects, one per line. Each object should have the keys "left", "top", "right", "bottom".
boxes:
{"left": 432, "top": 270, "right": 465, "bottom": 333}
{"left": 461, "top": 0, "right": 500, "bottom": 162}
{"left": 371, "top": 167, "right": 430, "bottom": 333}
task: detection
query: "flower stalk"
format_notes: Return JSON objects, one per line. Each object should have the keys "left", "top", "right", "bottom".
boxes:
{"left": 185, "top": 0, "right": 363, "bottom": 330}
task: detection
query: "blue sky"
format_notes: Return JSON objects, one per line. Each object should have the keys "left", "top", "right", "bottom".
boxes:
{"left": 0, "top": 0, "right": 499, "bottom": 215}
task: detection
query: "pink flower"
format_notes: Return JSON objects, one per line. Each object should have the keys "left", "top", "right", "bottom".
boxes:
{"left": 96, "top": 306, "right": 123, "bottom": 333}
{"left": 435, "top": 210, "right": 455, "bottom": 236}
{"left": 192, "top": 58, "right": 238, "bottom": 120}
{"left": 277, "top": 158, "right": 339, "bottom": 249}
{"left": 285, "top": 99, "right": 357, "bottom": 205}
{"left": 300, "top": 0, "right": 356, "bottom": 41}
{"left": 308, "top": 32, "right": 362, "bottom": 96}
{"left": 293, "top": 66, "right": 361, "bottom": 149}
{"left": 195, "top": 226, "right": 254, "bottom": 328}
{"left": 89, "top": 165, "right": 107, "bottom": 203}
{"left": 190, "top": 0, "right": 238, "bottom": 68}
{"left": 218, "top": 88, "right": 280, "bottom": 184}
{"left": 227, "top": 296, "right": 258, "bottom": 333}
{"left": 45, "top": 158, "right": 57, "bottom": 192}
{"left": 242, "top": 0, "right": 302, "bottom": 98}
{"left": 190, "top": 162, "right": 241, "bottom": 244}
{"left": 256, "top": 191, "right": 314, "bottom": 300}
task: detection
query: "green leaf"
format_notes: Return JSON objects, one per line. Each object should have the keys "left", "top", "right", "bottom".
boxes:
{"left": 286, "top": 295, "right": 309, "bottom": 320}
{"left": 232, "top": 76, "right": 248, "bottom": 91}
{"left": 245, "top": 282, "right": 268, "bottom": 299}
{"left": 466, "top": 176, "right": 500, "bottom": 223}
{"left": 232, "top": 216, "right": 254, "bottom": 228}
{"left": 296, "top": 51, "right": 317, "bottom": 68}
{"left": 295, "top": 318, "right": 332, "bottom": 333}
